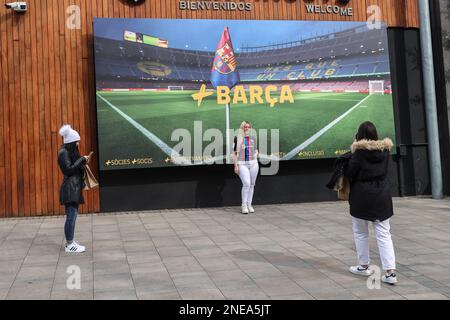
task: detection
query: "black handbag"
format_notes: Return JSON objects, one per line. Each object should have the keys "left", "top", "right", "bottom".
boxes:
{"left": 326, "top": 152, "right": 351, "bottom": 200}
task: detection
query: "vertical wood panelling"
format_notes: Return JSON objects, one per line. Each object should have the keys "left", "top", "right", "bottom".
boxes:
{"left": 0, "top": 21, "right": 4, "bottom": 171}
{"left": 381, "top": 0, "right": 389, "bottom": 27}
{"left": 0, "top": 10, "right": 5, "bottom": 217}
{"left": 4, "top": 9, "right": 12, "bottom": 216}
{"left": 43, "top": 0, "right": 54, "bottom": 214}
{"left": 25, "top": 1, "right": 34, "bottom": 216}
{"left": 34, "top": 0, "right": 41, "bottom": 214}
{"left": 11, "top": 13, "right": 19, "bottom": 217}
{"left": 0, "top": 0, "right": 419, "bottom": 217}
{"left": 20, "top": 10, "right": 27, "bottom": 215}
{"left": 406, "top": 0, "right": 419, "bottom": 28}
{"left": 49, "top": 3, "right": 58, "bottom": 215}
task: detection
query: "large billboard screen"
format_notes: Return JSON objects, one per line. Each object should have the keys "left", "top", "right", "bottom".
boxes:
{"left": 94, "top": 18, "right": 396, "bottom": 170}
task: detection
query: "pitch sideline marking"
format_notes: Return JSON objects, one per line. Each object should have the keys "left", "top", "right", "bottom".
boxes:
{"left": 281, "top": 94, "right": 373, "bottom": 161}
{"left": 97, "top": 93, "right": 191, "bottom": 166}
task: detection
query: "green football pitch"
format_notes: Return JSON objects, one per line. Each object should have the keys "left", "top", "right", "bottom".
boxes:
{"left": 96, "top": 90, "right": 396, "bottom": 170}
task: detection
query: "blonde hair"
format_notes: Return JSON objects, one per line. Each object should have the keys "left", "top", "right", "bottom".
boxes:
{"left": 237, "top": 121, "right": 253, "bottom": 142}
{"left": 236, "top": 120, "right": 257, "bottom": 151}
{"left": 238, "top": 121, "right": 248, "bottom": 138}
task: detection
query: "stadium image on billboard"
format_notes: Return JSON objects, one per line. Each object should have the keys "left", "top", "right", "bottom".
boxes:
{"left": 94, "top": 18, "right": 396, "bottom": 170}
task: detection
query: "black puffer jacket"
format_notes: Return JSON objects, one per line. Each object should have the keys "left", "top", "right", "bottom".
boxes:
{"left": 345, "top": 138, "right": 394, "bottom": 222}
{"left": 58, "top": 146, "right": 86, "bottom": 205}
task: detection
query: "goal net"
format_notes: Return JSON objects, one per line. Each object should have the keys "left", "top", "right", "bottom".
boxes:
{"left": 168, "top": 86, "right": 184, "bottom": 91}
{"left": 369, "top": 80, "right": 385, "bottom": 95}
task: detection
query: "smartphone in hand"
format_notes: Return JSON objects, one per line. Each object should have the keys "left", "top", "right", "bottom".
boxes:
{"left": 85, "top": 151, "right": 94, "bottom": 163}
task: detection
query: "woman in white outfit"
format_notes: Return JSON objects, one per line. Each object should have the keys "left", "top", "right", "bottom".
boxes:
{"left": 233, "top": 121, "right": 259, "bottom": 214}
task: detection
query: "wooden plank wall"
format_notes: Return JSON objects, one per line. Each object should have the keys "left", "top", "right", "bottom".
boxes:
{"left": 0, "top": 0, "right": 419, "bottom": 217}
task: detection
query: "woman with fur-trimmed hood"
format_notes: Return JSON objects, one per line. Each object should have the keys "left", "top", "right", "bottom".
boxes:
{"left": 344, "top": 121, "right": 398, "bottom": 285}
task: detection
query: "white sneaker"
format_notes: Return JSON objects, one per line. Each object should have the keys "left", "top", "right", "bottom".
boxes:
{"left": 349, "top": 265, "right": 374, "bottom": 276}
{"left": 247, "top": 204, "right": 255, "bottom": 213}
{"left": 241, "top": 205, "right": 249, "bottom": 214}
{"left": 65, "top": 241, "right": 86, "bottom": 253}
{"left": 382, "top": 272, "right": 398, "bottom": 285}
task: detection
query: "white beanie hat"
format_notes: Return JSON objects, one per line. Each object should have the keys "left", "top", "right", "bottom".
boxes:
{"left": 59, "top": 124, "right": 81, "bottom": 144}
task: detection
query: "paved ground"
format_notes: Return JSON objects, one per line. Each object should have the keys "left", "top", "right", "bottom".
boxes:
{"left": 0, "top": 197, "right": 450, "bottom": 300}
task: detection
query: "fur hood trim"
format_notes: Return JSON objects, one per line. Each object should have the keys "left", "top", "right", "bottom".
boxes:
{"left": 351, "top": 138, "right": 394, "bottom": 153}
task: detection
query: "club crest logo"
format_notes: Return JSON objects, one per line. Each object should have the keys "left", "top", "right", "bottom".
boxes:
{"left": 212, "top": 43, "right": 237, "bottom": 75}
{"left": 137, "top": 61, "right": 172, "bottom": 77}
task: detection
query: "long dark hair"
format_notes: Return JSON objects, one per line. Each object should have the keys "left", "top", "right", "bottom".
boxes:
{"left": 356, "top": 121, "right": 378, "bottom": 141}
{"left": 64, "top": 142, "right": 81, "bottom": 164}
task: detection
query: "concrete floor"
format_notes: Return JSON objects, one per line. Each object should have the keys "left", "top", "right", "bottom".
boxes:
{"left": 0, "top": 197, "right": 449, "bottom": 300}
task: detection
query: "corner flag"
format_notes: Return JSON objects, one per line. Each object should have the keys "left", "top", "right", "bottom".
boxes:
{"left": 210, "top": 27, "right": 239, "bottom": 164}
{"left": 210, "top": 27, "right": 240, "bottom": 89}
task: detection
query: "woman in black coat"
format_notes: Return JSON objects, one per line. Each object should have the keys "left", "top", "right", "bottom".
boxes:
{"left": 58, "top": 125, "right": 92, "bottom": 253}
{"left": 344, "top": 121, "right": 398, "bottom": 285}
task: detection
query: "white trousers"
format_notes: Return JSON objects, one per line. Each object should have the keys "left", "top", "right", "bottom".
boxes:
{"left": 352, "top": 217, "right": 396, "bottom": 271}
{"left": 238, "top": 161, "right": 259, "bottom": 206}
